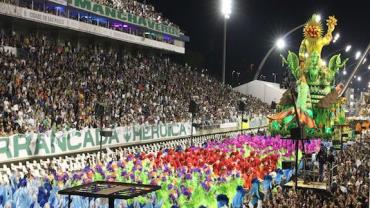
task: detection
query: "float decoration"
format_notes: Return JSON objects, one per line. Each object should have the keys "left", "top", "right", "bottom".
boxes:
{"left": 269, "top": 14, "right": 348, "bottom": 138}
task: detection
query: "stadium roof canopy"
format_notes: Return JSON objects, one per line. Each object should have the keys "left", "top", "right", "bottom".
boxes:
{"left": 234, "top": 80, "right": 286, "bottom": 104}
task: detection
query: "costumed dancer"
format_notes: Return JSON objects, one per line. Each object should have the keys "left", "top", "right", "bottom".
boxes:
{"left": 216, "top": 194, "right": 229, "bottom": 208}
{"left": 248, "top": 178, "right": 263, "bottom": 208}
{"left": 232, "top": 185, "right": 246, "bottom": 208}
{"left": 13, "top": 177, "right": 34, "bottom": 207}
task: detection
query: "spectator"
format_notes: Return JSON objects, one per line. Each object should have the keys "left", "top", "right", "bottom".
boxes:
{"left": 317, "top": 144, "right": 327, "bottom": 181}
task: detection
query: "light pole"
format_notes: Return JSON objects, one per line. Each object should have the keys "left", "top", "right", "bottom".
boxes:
{"left": 355, "top": 51, "right": 362, "bottom": 60}
{"left": 253, "top": 14, "right": 322, "bottom": 80}
{"left": 323, "top": 44, "right": 351, "bottom": 60}
{"left": 340, "top": 42, "right": 370, "bottom": 97}
{"left": 221, "top": 0, "right": 231, "bottom": 84}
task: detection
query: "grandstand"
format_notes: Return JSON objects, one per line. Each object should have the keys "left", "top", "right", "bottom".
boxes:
{"left": 0, "top": 0, "right": 188, "bottom": 53}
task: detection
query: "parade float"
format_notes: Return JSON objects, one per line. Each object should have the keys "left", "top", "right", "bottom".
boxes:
{"left": 269, "top": 14, "right": 348, "bottom": 138}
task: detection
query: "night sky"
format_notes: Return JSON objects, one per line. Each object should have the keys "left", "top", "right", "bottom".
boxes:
{"left": 150, "top": 0, "right": 370, "bottom": 90}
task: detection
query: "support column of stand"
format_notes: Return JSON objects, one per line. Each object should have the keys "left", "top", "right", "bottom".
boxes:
{"left": 289, "top": 88, "right": 304, "bottom": 191}
{"left": 99, "top": 114, "right": 103, "bottom": 163}
{"left": 109, "top": 198, "right": 114, "bottom": 208}
{"left": 340, "top": 125, "right": 343, "bottom": 151}
{"left": 240, "top": 111, "right": 244, "bottom": 134}
{"left": 190, "top": 112, "right": 194, "bottom": 147}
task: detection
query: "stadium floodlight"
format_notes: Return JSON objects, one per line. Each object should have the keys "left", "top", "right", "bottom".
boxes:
{"left": 343, "top": 70, "right": 347, "bottom": 75}
{"left": 355, "top": 51, "right": 361, "bottom": 60}
{"left": 221, "top": 0, "right": 232, "bottom": 19}
{"left": 345, "top": 45, "right": 352, "bottom": 52}
{"left": 362, "top": 58, "right": 367, "bottom": 64}
{"left": 333, "top": 33, "right": 340, "bottom": 43}
{"left": 221, "top": 0, "right": 232, "bottom": 84}
{"left": 357, "top": 76, "right": 362, "bottom": 82}
{"left": 276, "top": 38, "right": 286, "bottom": 50}
{"left": 368, "top": 64, "right": 370, "bottom": 70}
{"left": 321, "top": 60, "right": 327, "bottom": 66}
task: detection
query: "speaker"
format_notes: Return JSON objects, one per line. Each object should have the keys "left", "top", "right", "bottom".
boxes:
{"left": 332, "top": 140, "right": 341, "bottom": 146}
{"left": 242, "top": 118, "right": 249, "bottom": 123}
{"left": 238, "top": 101, "right": 245, "bottom": 112}
{"left": 101, "top": 129, "right": 113, "bottom": 137}
{"left": 304, "top": 153, "right": 312, "bottom": 159}
{"left": 290, "top": 127, "right": 306, "bottom": 140}
{"left": 282, "top": 161, "right": 294, "bottom": 169}
{"left": 271, "top": 101, "right": 277, "bottom": 110}
{"left": 95, "top": 103, "right": 105, "bottom": 117}
{"left": 189, "top": 100, "right": 198, "bottom": 114}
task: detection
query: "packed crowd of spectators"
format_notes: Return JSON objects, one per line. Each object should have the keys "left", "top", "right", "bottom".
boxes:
{"left": 93, "top": 0, "right": 179, "bottom": 29}
{"left": 261, "top": 141, "right": 369, "bottom": 208}
{"left": 0, "top": 31, "right": 270, "bottom": 136}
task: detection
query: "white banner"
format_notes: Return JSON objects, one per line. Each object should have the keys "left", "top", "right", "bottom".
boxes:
{"left": 220, "top": 122, "right": 238, "bottom": 129}
{"left": 0, "top": 46, "right": 17, "bottom": 55}
{"left": 0, "top": 123, "right": 192, "bottom": 162}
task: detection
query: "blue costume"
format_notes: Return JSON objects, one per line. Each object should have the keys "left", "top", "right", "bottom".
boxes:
{"left": 216, "top": 194, "right": 229, "bottom": 208}
{"left": 232, "top": 186, "right": 246, "bottom": 208}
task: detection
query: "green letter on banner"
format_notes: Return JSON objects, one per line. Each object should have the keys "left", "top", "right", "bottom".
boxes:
{"left": 179, "top": 124, "right": 187, "bottom": 136}
{"left": 171, "top": 124, "right": 179, "bottom": 137}
{"left": 56, "top": 135, "right": 67, "bottom": 152}
{"left": 167, "top": 124, "right": 174, "bottom": 137}
{"left": 13, "top": 135, "right": 32, "bottom": 157}
{"left": 83, "top": 130, "right": 95, "bottom": 148}
{"left": 95, "top": 128, "right": 100, "bottom": 145}
{"left": 128, "top": 13, "right": 138, "bottom": 24}
{"left": 143, "top": 126, "right": 151, "bottom": 140}
{"left": 152, "top": 125, "right": 159, "bottom": 139}
{"left": 161, "top": 24, "right": 168, "bottom": 34}
{"left": 92, "top": 4, "right": 104, "bottom": 15}
{"left": 109, "top": 130, "right": 119, "bottom": 144}
{"left": 105, "top": 6, "right": 116, "bottom": 18}
{"left": 124, "top": 127, "right": 131, "bottom": 143}
{"left": 74, "top": 0, "right": 92, "bottom": 10}
{"left": 160, "top": 124, "right": 167, "bottom": 137}
{"left": 0, "top": 138, "right": 12, "bottom": 158}
{"left": 133, "top": 126, "right": 142, "bottom": 141}
{"left": 155, "top": 23, "right": 161, "bottom": 31}
{"left": 138, "top": 17, "right": 147, "bottom": 27}
{"left": 117, "top": 11, "right": 127, "bottom": 21}
{"left": 147, "top": 20, "right": 155, "bottom": 30}
{"left": 35, "top": 135, "right": 50, "bottom": 155}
